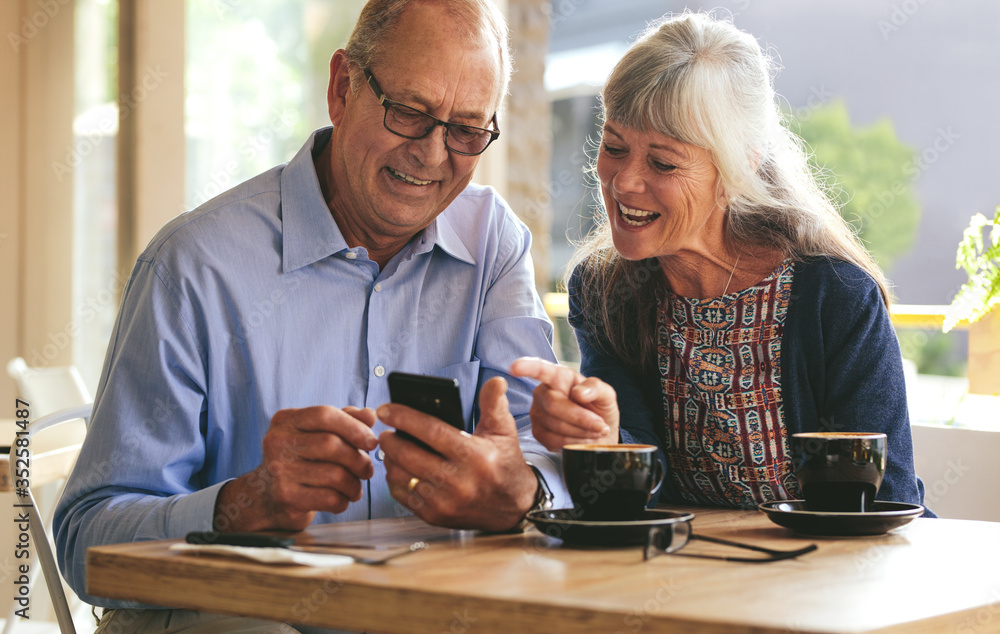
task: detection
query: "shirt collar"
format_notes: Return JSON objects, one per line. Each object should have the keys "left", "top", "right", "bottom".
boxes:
{"left": 281, "top": 128, "right": 348, "bottom": 273}
{"left": 410, "top": 213, "right": 477, "bottom": 266}
{"left": 281, "top": 127, "right": 478, "bottom": 272}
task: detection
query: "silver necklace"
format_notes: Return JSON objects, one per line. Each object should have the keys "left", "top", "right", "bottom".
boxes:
{"left": 722, "top": 251, "right": 742, "bottom": 296}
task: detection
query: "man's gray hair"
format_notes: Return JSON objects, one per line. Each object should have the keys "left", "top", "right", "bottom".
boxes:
{"left": 345, "top": 0, "right": 511, "bottom": 111}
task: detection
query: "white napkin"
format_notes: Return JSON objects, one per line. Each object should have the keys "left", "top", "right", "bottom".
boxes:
{"left": 169, "top": 543, "right": 354, "bottom": 568}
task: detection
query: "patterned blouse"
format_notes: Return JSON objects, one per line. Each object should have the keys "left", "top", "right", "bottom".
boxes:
{"left": 657, "top": 259, "right": 803, "bottom": 508}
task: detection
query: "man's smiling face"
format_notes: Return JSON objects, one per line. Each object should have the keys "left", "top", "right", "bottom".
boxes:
{"left": 325, "top": 2, "right": 501, "bottom": 258}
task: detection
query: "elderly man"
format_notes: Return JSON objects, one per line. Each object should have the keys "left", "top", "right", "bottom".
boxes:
{"left": 55, "top": 0, "right": 566, "bottom": 631}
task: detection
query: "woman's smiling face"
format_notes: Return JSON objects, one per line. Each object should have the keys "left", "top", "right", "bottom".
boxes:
{"left": 596, "top": 121, "right": 726, "bottom": 262}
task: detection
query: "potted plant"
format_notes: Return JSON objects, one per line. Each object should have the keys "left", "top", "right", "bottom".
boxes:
{"left": 940, "top": 205, "right": 1000, "bottom": 396}
{"left": 944, "top": 205, "right": 1000, "bottom": 333}
{"left": 907, "top": 206, "right": 1000, "bottom": 522}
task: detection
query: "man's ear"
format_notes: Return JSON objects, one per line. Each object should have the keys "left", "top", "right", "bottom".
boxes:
{"left": 327, "top": 49, "right": 353, "bottom": 125}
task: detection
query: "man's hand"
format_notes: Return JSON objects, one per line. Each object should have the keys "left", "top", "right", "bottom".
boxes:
{"left": 213, "top": 406, "right": 378, "bottom": 532}
{"left": 510, "top": 357, "right": 620, "bottom": 451}
{"left": 378, "top": 377, "right": 538, "bottom": 532}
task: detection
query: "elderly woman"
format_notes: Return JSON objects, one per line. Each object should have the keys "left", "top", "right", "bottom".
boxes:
{"left": 513, "top": 11, "right": 928, "bottom": 511}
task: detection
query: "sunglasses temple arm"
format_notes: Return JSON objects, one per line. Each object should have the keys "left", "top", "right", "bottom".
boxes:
{"left": 672, "top": 548, "right": 816, "bottom": 563}
{"left": 687, "top": 534, "right": 819, "bottom": 561}
{"left": 692, "top": 534, "right": 817, "bottom": 556}
{"left": 644, "top": 529, "right": 817, "bottom": 563}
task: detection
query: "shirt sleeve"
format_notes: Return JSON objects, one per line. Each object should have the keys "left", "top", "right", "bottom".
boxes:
{"left": 53, "top": 257, "right": 219, "bottom": 607}
{"left": 470, "top": 199, "right": 569, "bottom": 508}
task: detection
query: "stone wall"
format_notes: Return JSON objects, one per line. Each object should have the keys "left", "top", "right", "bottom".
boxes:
{"left": 505, "top": 0, "right": 553, "bottom": 290}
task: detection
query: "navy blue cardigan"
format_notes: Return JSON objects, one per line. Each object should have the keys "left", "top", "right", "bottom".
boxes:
{"left": 568, "top": 257, "right": 931, "bottom": 514}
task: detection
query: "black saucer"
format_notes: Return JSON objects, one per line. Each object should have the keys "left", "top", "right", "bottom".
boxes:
{"left": 526, "top": 508, "right": 695, "bottom": 546}
{"left": 758, "top": 500, "right": 924, "bottom": 536}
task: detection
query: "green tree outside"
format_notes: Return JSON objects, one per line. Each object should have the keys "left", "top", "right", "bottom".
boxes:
{"left": 790, "top": 101, "right": 965, "bottom": 376}
{"left": 790, "top": 100, "right": 920, "bottom": 273}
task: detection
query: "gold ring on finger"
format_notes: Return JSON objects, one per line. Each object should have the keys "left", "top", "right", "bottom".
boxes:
{"left": 406, "top": 476, "right": 420, "bottom": 494}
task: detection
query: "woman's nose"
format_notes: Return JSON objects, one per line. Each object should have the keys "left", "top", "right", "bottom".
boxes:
{"left": 612, "top": 159, "right": 646, "bottom": 194}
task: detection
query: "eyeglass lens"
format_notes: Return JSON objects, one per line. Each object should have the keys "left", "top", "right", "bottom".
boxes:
{"left": 383, "top": 104, "right": 494, "bottom": 155}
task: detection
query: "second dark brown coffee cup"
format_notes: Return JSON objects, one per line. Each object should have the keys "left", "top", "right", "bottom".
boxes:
{"left": 562, "top": 444, "right": 664, "bottom": 521}
{"left": 791, "top": 432, "right": 887, "bottom": 513}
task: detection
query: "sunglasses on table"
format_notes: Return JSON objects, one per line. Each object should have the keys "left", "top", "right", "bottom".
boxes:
{"left": 645, "top": 523, "right": 818, "bottom": 563}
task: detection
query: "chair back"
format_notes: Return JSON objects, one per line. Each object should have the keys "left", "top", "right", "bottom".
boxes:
{"left": 6, "top": 404, "right": 92, "bottom": 634}
{"left": 6, "top": 358, "right": 92, "bottom": 418}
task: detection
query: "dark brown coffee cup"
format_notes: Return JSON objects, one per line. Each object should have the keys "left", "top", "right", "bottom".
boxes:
{"left": 791, "top": 432, "right": 887, "bottom": 513}
{"left": 562, "top": 444, "right": 665, "bottom": 521}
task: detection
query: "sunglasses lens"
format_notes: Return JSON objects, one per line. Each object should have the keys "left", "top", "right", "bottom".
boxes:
{"left": 644, "top": 521, "right": 692, "bottom": 560}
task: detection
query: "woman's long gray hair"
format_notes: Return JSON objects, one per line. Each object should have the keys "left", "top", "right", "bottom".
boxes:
{"left": 571, "top": 11, "right": 890, "bottom": 371}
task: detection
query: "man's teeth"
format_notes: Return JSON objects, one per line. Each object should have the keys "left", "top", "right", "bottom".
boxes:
{"left": 389, "top": 167, "right": 432, "bottom": 186}
{"left": 619, "top": 203, "right": 660, "bottom": 227}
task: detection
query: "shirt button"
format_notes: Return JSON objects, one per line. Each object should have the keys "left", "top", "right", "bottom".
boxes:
{"left": 374, "top": 365, "right": 385, "bottom": 377}
{"left": 376, "top": 449, "right": 385, "bottom": 462}
{"left": 345, "top": 251, "right": 357, "bottom": 260}
{"left": 374, "top": 282, "right": 382, "bottom": 292}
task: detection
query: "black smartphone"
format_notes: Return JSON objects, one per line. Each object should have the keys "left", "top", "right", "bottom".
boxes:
{"left": 387, "top": 372, "right": 465, "bottom": 451}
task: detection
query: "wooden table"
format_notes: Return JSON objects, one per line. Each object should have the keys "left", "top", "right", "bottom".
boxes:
{"left": 87, "top": 507, "right": 1000, "bottom": 633}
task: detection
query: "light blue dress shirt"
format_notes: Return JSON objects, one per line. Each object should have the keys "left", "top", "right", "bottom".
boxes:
{"left": 54, "top": 128, "right": 565, "bottom": 607}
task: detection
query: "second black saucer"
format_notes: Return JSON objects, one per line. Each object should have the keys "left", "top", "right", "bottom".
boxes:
{"left": 758, "top": 500, "right": 924, "bottom": 536}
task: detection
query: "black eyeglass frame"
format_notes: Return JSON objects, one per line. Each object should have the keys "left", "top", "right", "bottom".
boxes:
{"left": 363, "top": 68, "right": 501, "bottom": 156}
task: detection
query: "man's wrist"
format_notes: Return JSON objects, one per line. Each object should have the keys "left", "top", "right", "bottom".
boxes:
{"left": 508, "top": 462, "right": 554, "bottom": 532}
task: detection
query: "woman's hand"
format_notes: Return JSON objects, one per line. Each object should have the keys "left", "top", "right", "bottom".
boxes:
{"left": 509, "top": 357, "right": 620, "bottom": 451}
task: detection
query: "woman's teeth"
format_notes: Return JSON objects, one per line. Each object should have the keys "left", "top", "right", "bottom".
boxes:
{"left": 619, "top": 203, "right": 660, "bottom": 227}
{"left": 388, "top": 167, "right": 432, "bottom": 186}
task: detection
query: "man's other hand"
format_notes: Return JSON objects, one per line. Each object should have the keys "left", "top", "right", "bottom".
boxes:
{"left": 214, "top": 406, "right": 378, "bottom": 532}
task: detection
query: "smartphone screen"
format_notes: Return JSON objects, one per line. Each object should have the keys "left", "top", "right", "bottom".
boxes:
{"left": 387, "top": 372, "right": 465, "bottom": 450}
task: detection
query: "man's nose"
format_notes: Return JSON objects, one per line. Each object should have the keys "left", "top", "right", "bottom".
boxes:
{"left": 410, "top": 123, "right": 450, "bottom": 166}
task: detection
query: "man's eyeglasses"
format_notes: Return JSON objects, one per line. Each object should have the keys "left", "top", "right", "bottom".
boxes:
{"left": 363, "top": 68, "right": 500, "bottom": 156}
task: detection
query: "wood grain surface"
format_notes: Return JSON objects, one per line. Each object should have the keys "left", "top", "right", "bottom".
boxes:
{"left": 86, "top": 506, "right": 1000, "bottom": 633}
